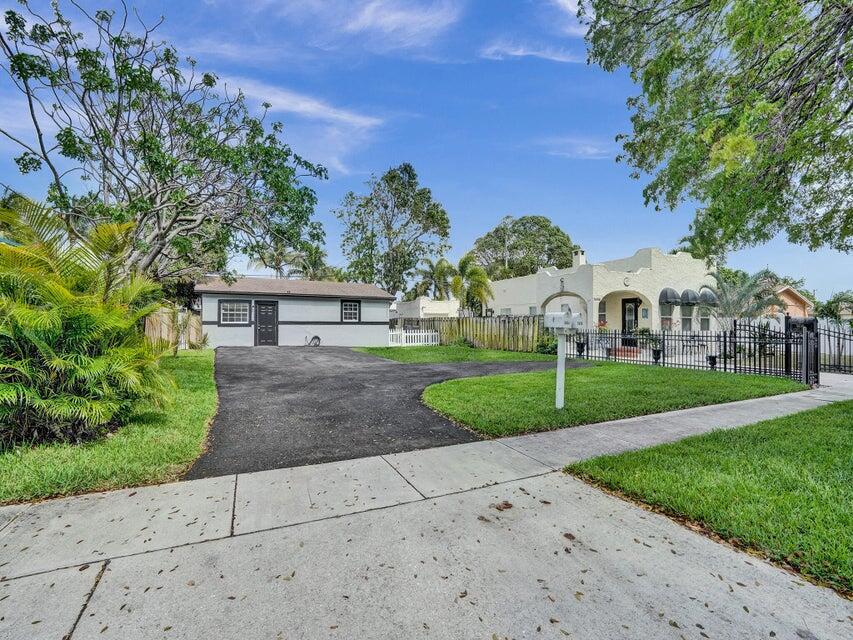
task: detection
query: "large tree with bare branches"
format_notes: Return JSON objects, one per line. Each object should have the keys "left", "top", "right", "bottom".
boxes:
{"left": 580, "top": 1, "right": 852, "bottom": 254}
{"left": 0, "top": 1, "right": 325, "bottom": 279}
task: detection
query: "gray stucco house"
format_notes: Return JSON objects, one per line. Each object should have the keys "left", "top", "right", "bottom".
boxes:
{"left": 196, "top": 277, "right": 394, "bottom": 347}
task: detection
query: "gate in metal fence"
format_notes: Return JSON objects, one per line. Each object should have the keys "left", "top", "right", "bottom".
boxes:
{"left": 572, "top": 318, "right": 820, "bottom": 385}
{"left": 818, "top": 322, "right": 853, "bottom": 374}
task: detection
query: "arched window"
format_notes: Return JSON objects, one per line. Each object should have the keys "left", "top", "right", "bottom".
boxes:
{"left": 598, "top": 300, "right": 607, "bottom": 325}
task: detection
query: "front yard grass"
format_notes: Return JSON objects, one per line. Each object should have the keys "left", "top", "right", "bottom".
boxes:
{"left": 0, "top": 349, "right": 217, "bottom": 504}
{"left": 356, "top": 344, "right": 555, "bottom": 363}
{"left": 567, "top": 401, "right": 853, "bottom": 594}
{"left": 422, "top": 362, "right": 805, "bottom": 436}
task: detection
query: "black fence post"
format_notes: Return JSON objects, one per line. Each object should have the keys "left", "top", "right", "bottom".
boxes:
{"left": 784, "top": 314, "right": 792, "bottom": 377}
{"left": 732, "top": 319, "right": 738, "bottom": 374}
{"left": 813, "top": 326, "right": 821, "bottom": 386}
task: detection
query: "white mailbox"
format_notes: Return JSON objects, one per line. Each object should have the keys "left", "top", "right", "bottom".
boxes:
{"left": 544, "top": 312, "right": 583, "bottom": 332}
{"left": 544, "top": 312, "right": 583, "bottom": 410}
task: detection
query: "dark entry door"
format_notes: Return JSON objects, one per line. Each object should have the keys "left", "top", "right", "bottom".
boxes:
{"left": 255, "top": 301, "right": 278, "bottom": 346}
{"left": 621, "top": 298, "right": 640, "bottom": 346}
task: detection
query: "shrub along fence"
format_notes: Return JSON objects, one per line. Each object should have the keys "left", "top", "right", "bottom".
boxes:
{"left": 145, "top": 308, "right": 203, "bottom": 349}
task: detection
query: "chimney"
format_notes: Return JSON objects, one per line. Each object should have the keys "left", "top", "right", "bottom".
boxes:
{"left": 572, "top": 248, "right": 587, "bottom": 266}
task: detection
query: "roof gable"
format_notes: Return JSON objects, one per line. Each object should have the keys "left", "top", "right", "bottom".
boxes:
{"left": 774, "top": 285, "right": 814, "bottom": 309}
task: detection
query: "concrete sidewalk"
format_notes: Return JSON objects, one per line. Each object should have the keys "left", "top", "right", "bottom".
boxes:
{"left": 1, "top": 379, "right": 851, "bottom": 639}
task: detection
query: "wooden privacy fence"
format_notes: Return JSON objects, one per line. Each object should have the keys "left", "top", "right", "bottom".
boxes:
{"left": 401, "top": 316, "right": 545, "bottom": 352}
{"left": 145, "top": 308, "right": 203, "bottom": 349}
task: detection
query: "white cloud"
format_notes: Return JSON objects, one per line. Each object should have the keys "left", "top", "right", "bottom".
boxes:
{"left": 344, "top": 0, "right": 460, "bottom": 47}
{"left": 225, "top": 77, "right": 383, "bottom": 174}
{"left": 550, "top": 0, "right": 588, "bottom": 37}
{"left": 179, "top": 38, "right": 302, "bottom": 65}
{"left": 270, "top": 0, "right": 462, "bottom": 51}
{"left": 480, "top": 40, "right": 583, "bottom": 64}
{"left": 228, "top": 76, "right": 382, "bottom": 129}
{"left": 538, "top": 136, "right": 613, "bottom": 160}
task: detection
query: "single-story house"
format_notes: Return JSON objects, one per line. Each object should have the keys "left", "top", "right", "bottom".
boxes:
{"left": 196, "top": 277, "right": 394, "bottom": 347}
{"left": 392, "top": 296, "right": 460, "bottom": 319}
{"left": 489, "top": 247, "right": 719, "bottom": 332}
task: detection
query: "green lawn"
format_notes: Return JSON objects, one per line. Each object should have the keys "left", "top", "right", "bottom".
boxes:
{"left": 0, "top": 349, "right": 217, "bottom": 505}
{"left": 355, "top": 344, "right": 555, "bottom": 363}
{"left": 422, "top": 362, "right": 804, "bottom": 436}
{"left": 568, "top": 401, "right": 853, "bottom": 594}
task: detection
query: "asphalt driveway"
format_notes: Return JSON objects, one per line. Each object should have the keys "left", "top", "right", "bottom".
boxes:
{"left": 185, "top": 346, "right": 580, "bottom": 479}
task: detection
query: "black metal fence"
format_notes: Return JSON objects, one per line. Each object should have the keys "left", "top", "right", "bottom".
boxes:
{"left": 571, "top": 319, "right": 819, "bottom": 385}
{"left": 819, "top": 323, "right": 853, "bottom": 374}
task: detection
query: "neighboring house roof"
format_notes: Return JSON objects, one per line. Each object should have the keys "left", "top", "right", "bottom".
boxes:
{"left": 773, "top": 285, "right": 814, "bottom": 311}
{"left": 196, "top": 276, "right": 394, "bottom": 300}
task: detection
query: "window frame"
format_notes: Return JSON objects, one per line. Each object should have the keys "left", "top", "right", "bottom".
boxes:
{"left": 218, "top": 299, "right": 251, "bottom": 326}
{"left": 699, "top": 306, "right": 711, "bottom": 331}
{"left": 341, "top": 299, "right": 361, "bottom": 323}
{"left": 528, "top": 305, "right": 538, "bottom": 316}
{"left": 598, "top": 300, "right": 607, "bottom": 325}
{"left": 660, "top": 303, "right": 673, "bottom": 330}
{"left": 680, "top": 305, "right": 694, "bottom": 332}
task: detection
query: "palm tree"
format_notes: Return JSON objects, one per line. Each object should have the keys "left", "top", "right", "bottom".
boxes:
{"left": 414, "top": 257, "right": 454, "bottom": 300}
{"left": 249, "top": 244, "right": 303, "bottom": 278}
{"left": 0, "top": 197, "right": 171, "bottom": 446}
{"left": 451, "top": 253, "right": 493, "bottom": 315}
{"left": 289, "top": 244, "right": 335, "bottom": 280}
{"left": 700, "top": 269, "right": 784, "bottom": 331}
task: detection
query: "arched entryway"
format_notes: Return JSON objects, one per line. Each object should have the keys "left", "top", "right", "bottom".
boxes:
{"left": 597, "top": 290, "right": 654, "bottom": 332}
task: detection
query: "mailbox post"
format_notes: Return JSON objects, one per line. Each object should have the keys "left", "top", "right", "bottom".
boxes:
{"left": 544, "top": 312, "right": 582, "bottom": 409}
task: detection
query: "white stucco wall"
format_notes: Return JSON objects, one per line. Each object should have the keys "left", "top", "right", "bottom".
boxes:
{"left": 395, "top": 296, "right": 460, "bottom": 318}
{"left": 488, "top": 248, "right": 717, "bottom": 331}
{"left": 201, "top": 294, "right": 390, "bottom": 347}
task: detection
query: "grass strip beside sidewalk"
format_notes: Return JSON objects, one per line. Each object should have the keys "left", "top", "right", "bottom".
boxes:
{"left": 568, "top": 401, "right": 853, "bottom": 594}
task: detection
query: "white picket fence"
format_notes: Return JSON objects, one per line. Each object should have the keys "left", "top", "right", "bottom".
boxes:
{"left": 388, "top": 328, "right": 440, "bottom": 347}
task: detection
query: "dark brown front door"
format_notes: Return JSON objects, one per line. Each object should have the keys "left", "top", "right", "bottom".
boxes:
{"left": 621, "top": 298, "right": 640, "bottom": 346}
{"left": 255, "top": 301, "right": 278, "bottom": 346}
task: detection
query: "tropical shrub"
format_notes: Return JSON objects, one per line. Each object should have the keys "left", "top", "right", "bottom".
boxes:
{"left": 535, "top": 333, "right": 558, "bottom": 355}
{"left": 0, "top": 198, "right": 171, "bottom": 448}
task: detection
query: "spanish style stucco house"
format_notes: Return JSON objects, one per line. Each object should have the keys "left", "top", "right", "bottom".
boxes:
{"left": 196, "top": 277, "right": 394, "bottom": 347}
{"left": 489, "top": 248, "right": 718, "bottom": 332}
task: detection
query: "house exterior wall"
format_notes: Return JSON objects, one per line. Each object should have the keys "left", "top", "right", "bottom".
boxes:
{"left": 394, "top": 296, "right": 460, "bottom": 318}
{"left": 769, "top": 289, "right": 813, "bottom": 318}
{"left": 489, "top": 248, "right": 716, "bottom": 331}
{"left": 201, "top": 293, "right": 389, "bottom": 347}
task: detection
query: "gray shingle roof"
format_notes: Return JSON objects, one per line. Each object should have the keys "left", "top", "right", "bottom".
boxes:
{"left": 195, "top": 277, "right": 394, "bottom": 300}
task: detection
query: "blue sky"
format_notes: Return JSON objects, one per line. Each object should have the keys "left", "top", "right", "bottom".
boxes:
{"left": 1, "top": 0, "right": 850, "bottom": 298}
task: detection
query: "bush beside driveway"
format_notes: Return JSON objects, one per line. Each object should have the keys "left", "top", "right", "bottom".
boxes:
{"left": 0, "top": 350, "right": 217, "bottom": 505}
